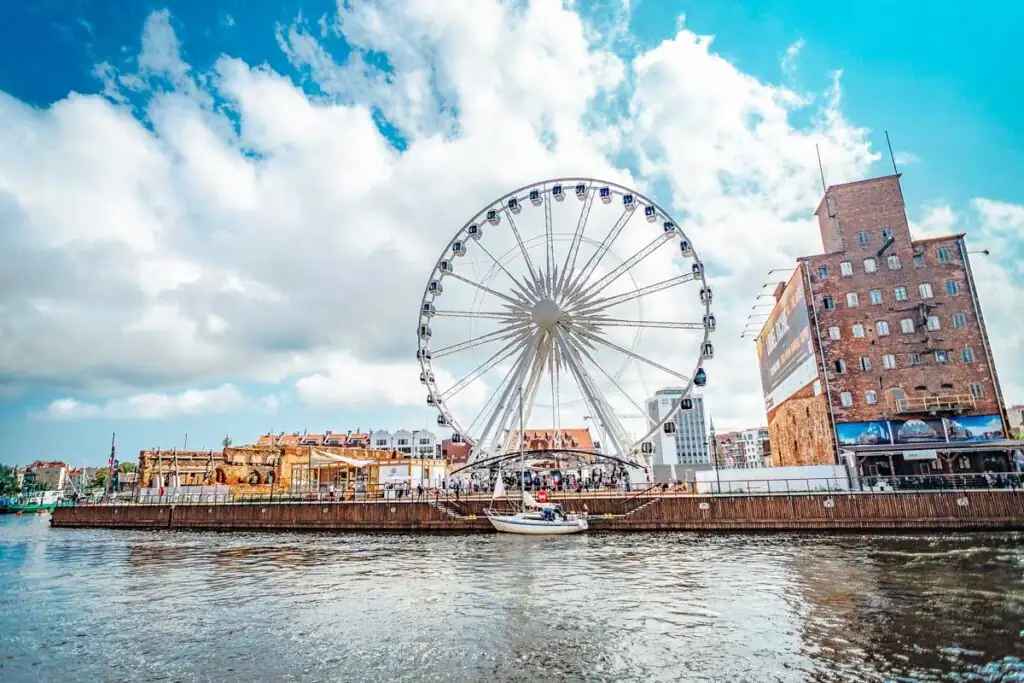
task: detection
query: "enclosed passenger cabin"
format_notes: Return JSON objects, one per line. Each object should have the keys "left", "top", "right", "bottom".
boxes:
{"left": 421, "top": 302, "right": 436, "bottom": 318}
{"left": 552, "top": 184, "right": 565, "bottom": 201}
{"left": 644, "top": 206, "right": 657, "bottom": 223}
{"left": 575, "top": 183, "right": 587, "bottom": 200}
{"left": 694, "top": 368, "right": 707, "bottom": 387}
{"left": 451, "top": 433, "right": 464, "bottom": 444}
{"left": 663, "top": 421, "right": 676, "bottom": 434}
{"left": 486, "top": 209, "right": 500, "bottom": 226}
{"left": 622, "top": 193, "right": 636, "bottom": 211}
{"left": 692, "top": 262, "right": 704, "bottom": 276}
{"left": 599, "top": 186, "right": 612, "bottom": 204}
{"left": 426, "top": 394, "right": 436, "bottom": 406}
{"left": 438, "top": 260, "right": 454, "bottom": 275}
{"left": 508, "top": 197, "right": 521, "bottom": 214}
{"left": 419, "top": 371, "right": 435, "bottom": 384}
{"left": 452, "top": 241, "right": 467, "bottom": 257}
{"left": 467, "top": 223, "right": 482, "bottom": 240}
{"left": 418, "top": 325, "right": 432, "bottom": 340}
{"left": 416, "top": 348, "right": 432, "bottom": 361}
{"left": 700, "top": 286, "right": 713, "bottom": 305}
{"left": 679, "top": 240, "right": 693, "bottom": 257}
{"left": 702, "top": 341, "right": 714, "bottom": 359}
{"left": 428, "top": 280, "right": 443, "bottom": 295}
{"left": 680, "top": 398, "right": 693, "bottom": 411}
{"left": 529, "top": 189, "right": 542, "bottom": 206}
{"left": 663, "top": 221, "right": 676, "bottom": 233}
{"left": 437, "top": 414, "right": 448, "bottom": 427}
{"left": 641, "top": 441, "right": 654, "bottom": 455}
{"left": 703, "top": 313, "right": 716, "bottom": 331}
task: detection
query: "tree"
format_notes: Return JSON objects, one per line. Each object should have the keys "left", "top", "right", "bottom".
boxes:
{"left": 0, "top": 465, "right": 18, "bottom": 496}
{"left": 118, "top": 462, "right": 137, "bottom": 473}
{"left": 88, "top": 468, "right": 110, "bottom": 489}
{"left": 222, "top": 434, "right": 233, "bottom": 448}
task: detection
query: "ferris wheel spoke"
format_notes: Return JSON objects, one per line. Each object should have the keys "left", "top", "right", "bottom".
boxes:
{"left": 470, "top": 330, "right": 542, "bottom": 459}
{"left": 553, "top": 331, "right": 633, "bottom": 460}
{"left": 543, "top": 190, "right": 555, "bottom": 296}
{"left": 560, "top": 332, "right": 652, "bottom": 423}
{"left": 503, "top": 207, "right": 544, "bottom": 294}
{"left": 505, "top": 335, "right": 551, "bottom": 452}
{"left": 431, "top": 321, "right": 532, "bottom": 359}
{"left": 584, "top": 318, "right": 705, "bottom": 331}
{"left": 562, "top": 208, "right": 633, "bottom": 301}
{"left": 569, "top": 272, "right": 698, "bottom": 317}
{"left": 440, "top": 329, "right": 531, "bottom": 402}
{"left": 567, "top": 232, "right": 674, "bottom": 308}
{"left": 473, "top": 239, "right": 538, "bottom": 305}
{"left": 434, "top": 309, "right": 528, "bottom": 322}
{"left": 549, "top": 349, "right": 560, "bottom": 449}
{"left": 571, "top": 326, "right": 693, "bottom": 384}
{"left": 554, "top": 186, "right": 594, "bottom": 299}
{"left": 447, "top": 272, "right": 531, "bottom": 310}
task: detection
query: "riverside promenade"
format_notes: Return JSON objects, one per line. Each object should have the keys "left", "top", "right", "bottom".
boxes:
{"left": 51, "top": 485, "right": 1024, "bottom": 533}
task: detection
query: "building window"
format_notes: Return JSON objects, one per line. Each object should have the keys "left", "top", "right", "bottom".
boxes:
{"left": 863, "top": 258, "right": 877, "bottom": 273}
{"left": 969, "top": 382, "right": 984, "bottom": 399}
{"left": 876, "top": 320, "right": 890, "bottom": 336}
{"left": 883, "top": 353, "right": 897, "bottom": 369}
{"left": 817, "top": 266, "right": 829, "bottom": 280}
{"left": 952, "top": 312, "right": 968, "bottom": 328}
{"left": 846, "top": 292, "right": 860, "bottom": 307}
{"left": 834, "top": 359, "right": 847, "bottom": 374}
{"left": 894, "top": 286, "right": 908, "bottom": 302}
{"left": 840, "top": 261, "right": 853, "bottom": 277}
{"left": 823, "top": 296, "right": 835, "bottom": 310}
{"left": 919, "top": 283, "right": 934, "bottom": 298}
{"left": 961, "top": 347, "right": 975, "bottom": 363}
{"left": 865, "top": 390, "right": 878, "bottom": 405}
{"left": 926, "top": 315, "right": 941, "bottom": 331}
{"left": 852, "top": 323, "right": 865, "bottom": 338}
{"left": 900, "top": 318, "right": 915, "bottom": 334}
{"left": 856, "top": 231, "right": 869, "bottom": 246}
{"left": 376, "top": 439, "right": 388, "bottom": 447}
{"left": 881, "top": 227, "right": 893, "bottom": 241}
{"left": 840, "top": 391, "right": 854, "bottom": 407}
{"left": 937, "top": 247, "right": 951, "bottom": 263}
{"left": 887, "top": 254, "right": 901, "bottom": 270}
{"left": 397, "top": 438, "right": 409, "bottom": 445}
{"left": 934, "top": 350, "right": 948, "bottom": 364}
{"left": 909, "top": 352, "right": 922, "bottom": 365}
{"left": 860, "top": 356, "right": 872, "bottom": 371}
{"left": 945, "top": 279, "right": 960, "bottom": 296}
{"left": 912, "top": 253, "right": 925, "bottom": 267}
{"left": 869, "top": 289, "right": 883, "bottom": 305}
{"left": 828, "top": 326, "right": 841, "bottom": 340}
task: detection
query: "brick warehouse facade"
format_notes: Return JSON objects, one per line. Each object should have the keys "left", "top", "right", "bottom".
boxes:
{"left": 758, "top": 174, "right": 1014, "bottom": 476}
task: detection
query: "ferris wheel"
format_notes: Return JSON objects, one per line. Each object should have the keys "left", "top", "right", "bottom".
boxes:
{"left": 416, "top": 178, "right": 714, "bottom": 471}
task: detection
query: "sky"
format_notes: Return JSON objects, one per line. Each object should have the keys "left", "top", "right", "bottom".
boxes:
{"left": 1, "top": 0, "right": 1021, "bottom": 466}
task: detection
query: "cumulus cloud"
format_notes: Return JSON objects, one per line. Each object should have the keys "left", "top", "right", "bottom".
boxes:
{"left": 1, "top": 1, "right": 1018, "bottom": 439}
{"left": 36, "top": 384, "right": 277, "bottom": 421}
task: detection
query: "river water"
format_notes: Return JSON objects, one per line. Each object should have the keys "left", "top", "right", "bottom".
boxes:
{"left": 1, "top": 515, "right": 1022, "bottom": 682}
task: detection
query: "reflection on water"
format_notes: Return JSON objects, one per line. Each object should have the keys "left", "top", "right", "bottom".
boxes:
{"left": 1, "top": 515, "right": 1022, "bottom": 682}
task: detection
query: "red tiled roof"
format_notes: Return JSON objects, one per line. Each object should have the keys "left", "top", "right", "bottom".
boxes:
{"left": 513, "top": 428, "right": 595, "bottom": 451}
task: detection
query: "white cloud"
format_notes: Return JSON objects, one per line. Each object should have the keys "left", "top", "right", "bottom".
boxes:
{"left": 893, "top": 151, "right": 919, "bottom": 166}
{"left": 36, "top": 383, "right": 274, "bottom": 420}
{"left": 1, "top": 2, "right": 1018, "bottom": 439}
{"left": 781, "top": 38, "right": 804, "bottom": 74}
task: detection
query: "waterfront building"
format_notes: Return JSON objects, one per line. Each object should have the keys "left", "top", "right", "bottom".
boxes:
{"left": 24, "top": 460, "right": 68, "bottom": 490}
{"left": 713, "top": 427, "right": 770, "bottom": 468}
{"left": 645, "top": 389, "right": 708, "bottom": 465}
{"left": 756, "top": 173, "right": 1015, "bottom": 476}
{"left": 1007, "top": 404, "right": 1024, "bottom": 438}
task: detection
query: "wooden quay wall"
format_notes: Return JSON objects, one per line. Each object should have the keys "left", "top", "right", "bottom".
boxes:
{"left": 51, "top": 489, "right": 1024, "bottom": 533}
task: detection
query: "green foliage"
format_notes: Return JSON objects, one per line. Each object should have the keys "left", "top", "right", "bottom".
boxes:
{"left": 88, "top": 468, "right": 110, "bottom": 489}
{"left": 222, "top": 434, "right": 233, "bottom": 448}
{"left": 118, "top": 462, "right": 137, "bottom": 473}
{"left": 0, "top": 464, "right": 18, "bottom": 496}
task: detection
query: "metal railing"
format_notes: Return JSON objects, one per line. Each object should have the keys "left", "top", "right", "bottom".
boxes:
{"left": 893, "top": 393, "right": 976, "bottom": 414}
{"left": 50, "top": 471, "right": 1024, "bottom": 509}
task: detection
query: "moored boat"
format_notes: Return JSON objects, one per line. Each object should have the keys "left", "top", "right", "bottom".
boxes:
{"left": 2, "top": 491, "right": 61, "bottom": 515}
{"left": 485, "top": 485, "right": 588, "bottom": 535}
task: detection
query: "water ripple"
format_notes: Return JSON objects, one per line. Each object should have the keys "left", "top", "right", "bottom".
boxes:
{"left": 1, "top": 517, "right": 1023, "bottom": 682}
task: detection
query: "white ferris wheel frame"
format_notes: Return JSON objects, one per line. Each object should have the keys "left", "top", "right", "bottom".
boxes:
{"left": 416, "top": 177, "right": 713, "bottom": 470}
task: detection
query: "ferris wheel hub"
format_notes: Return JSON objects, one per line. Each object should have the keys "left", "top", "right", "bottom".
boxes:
{"left": 531, "top": 297, "right": 565, "bottom": 331}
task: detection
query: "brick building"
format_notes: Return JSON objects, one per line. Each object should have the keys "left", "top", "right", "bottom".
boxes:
{"left": 757, "top": 173, "right": 1014, "bottom": 477}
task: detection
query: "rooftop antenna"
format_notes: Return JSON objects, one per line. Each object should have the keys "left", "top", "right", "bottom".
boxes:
{"left": 885, "top": 130, "right": 899, "bottom": 176}
{"left": 815, "top": 143, "right": 828, "bottom": 194}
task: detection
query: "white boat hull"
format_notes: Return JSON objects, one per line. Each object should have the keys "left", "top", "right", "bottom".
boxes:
{"left": 487, "top": 513, "right": 588, "bottom": 535}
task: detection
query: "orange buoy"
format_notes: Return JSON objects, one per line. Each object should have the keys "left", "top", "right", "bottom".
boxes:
{"left": 536, "top": 489, "right": 549, "bottom": 504}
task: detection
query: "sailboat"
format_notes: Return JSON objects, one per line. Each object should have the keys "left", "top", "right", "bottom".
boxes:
{"left": 484, "top": 477, "right": 589, "bottom": 535}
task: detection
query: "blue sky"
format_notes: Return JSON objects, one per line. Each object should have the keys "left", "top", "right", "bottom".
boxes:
{"left": 1, "top": 0, "right": 1021, "bottom": 466}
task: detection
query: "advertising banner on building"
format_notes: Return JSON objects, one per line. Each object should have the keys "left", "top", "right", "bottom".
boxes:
{"left": 835, "top": 414, "right": 1006, "bottom": 448}
{"left": 757, "top": 270, "right": 818, "bottom": 413}
{"left": 835, "top": 421, "right": 893, "bottom": 448}
{"left": 943, "top": 415, "right": 1005, "bottom": 442}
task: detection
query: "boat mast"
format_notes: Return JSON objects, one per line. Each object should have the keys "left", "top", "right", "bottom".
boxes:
{"left": 519, "top": 385, "right": 525, "bottom": 492}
